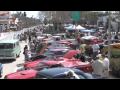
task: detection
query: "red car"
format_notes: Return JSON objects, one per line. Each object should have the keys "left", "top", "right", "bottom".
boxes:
{"left": 59, "top": 59, "right": 93, "bottom": 73}
{"left": 4, "top": 69, "right": 37, "bottom": 79}
{"left": 63, "top": 50, "right": 80, "bottom": 59}
{"left": 23, "top": 50, "right": 80, "bottom": 69}
{"left": 18, "top": 50, "right": 92, "bottom": 73}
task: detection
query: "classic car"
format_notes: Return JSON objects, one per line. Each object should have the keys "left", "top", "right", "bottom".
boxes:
{"left": 4, "top": 69, "right": 37, "bottom": 79}
{"left": 35, "top": 67, "right": 102, "bottom": 79}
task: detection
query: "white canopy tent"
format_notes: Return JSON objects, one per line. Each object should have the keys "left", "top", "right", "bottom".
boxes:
{"left": 65, "top": 24, "right": 86, "bottom": 30}
{"left": 76, "top": 25, "right": 86, "bottom": 30}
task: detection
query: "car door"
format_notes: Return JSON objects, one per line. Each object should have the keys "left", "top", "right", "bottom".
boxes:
{"left": 53, "top": 74, "right": 69, "bottom": 79}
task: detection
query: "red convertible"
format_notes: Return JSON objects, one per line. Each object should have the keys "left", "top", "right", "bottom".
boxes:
{"left": 4, "top": 69, "right": 37, "bottom": 79}
{"left": 16, "top": 50, "right": 93, "bottom": 73}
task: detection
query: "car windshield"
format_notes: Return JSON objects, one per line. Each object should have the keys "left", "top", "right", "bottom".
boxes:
{"left": 0, "top": 43, "right": 14, "bottom": 49}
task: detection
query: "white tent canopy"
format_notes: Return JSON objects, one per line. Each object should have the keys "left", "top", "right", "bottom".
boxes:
{"left": 76, "top": 25, "right": 86, "bottom": 30}
{"left": 65, "top": 24, "right": 86, "bottom": 30}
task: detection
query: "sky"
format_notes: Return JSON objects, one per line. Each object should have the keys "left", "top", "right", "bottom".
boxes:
{"left": 10, "top": 11, "right": 39, "bottom": 18}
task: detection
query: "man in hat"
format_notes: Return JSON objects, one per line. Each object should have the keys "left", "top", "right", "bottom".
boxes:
{"left": 91, "top": 54, "right": 105, "bottom": 77}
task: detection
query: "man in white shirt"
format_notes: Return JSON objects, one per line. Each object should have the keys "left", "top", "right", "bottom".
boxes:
{"left": 91, "top": 56, "right": 105, "bottom": 77}
{"left": 102, "top": 54, "right": 110, "bottom": 78}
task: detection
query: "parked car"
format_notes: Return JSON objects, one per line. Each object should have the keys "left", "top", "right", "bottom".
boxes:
{"left": 35, "top": 67, "right": 103, "bottom": 79}
{"left": 23, "top": 50, "right": 80, "bottom": 69}
{"left": 4, "top": 69, "right": 37, "bottom": 79}
{"left": 0, "top": 63, "right": 3, "bottom": 77}
{"left": 63, "top": 50, "right": 80, "bottom": 59}
{"left": 44, "top": 48, "right": 69, "bottom": 58}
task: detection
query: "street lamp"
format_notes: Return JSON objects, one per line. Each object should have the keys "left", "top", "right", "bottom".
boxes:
{"left": 108, "top": 11, "right": 111, "bottom": 59}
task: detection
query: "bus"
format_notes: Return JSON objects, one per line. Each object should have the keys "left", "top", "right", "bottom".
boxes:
{"left": 0, "top": 39, "right": 21, "bottom": 60}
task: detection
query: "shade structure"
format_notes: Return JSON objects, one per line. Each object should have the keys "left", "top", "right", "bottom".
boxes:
{"left": 81, "top": 36, "right": 98, "bottom": 40}
{"left": 64, "top": 25, "right": 76, "bottom": 30}
{"left": 76, "top": 25, "right": 86, "bottom": 30}
{"left": 80, "top": 29, "right": 96, "bottom": 33}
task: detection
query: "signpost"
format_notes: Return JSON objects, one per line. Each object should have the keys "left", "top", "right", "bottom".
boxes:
{"left": 71, "top": 11, "right": 80, "bottom": 22}
{"left": 108, "top": 11, "right": 111, "bottom": 59}
{"left": 71, "top": 11, "right": 80, "bottom": 38}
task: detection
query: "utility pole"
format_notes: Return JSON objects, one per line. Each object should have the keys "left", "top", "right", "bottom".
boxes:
{"left": 108, "top": 11, "right": 111, "bottom": 59}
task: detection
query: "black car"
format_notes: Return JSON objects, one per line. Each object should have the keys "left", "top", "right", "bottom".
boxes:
{"left": 0, "top": 63, "right": 3, "bottom": 77}
{"left": 35, "top": 67, "right": 103, "bottom": 79}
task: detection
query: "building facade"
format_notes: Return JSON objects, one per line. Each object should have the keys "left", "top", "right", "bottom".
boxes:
{"left": 0, "top": 11, "right": 10, "bottom": 32}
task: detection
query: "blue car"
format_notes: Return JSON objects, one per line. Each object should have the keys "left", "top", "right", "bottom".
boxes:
{"left": 0, "top": 63, "right": 3, "bottom": 77}
{"left": 35, "top": 67, "right": 104, "bottom": 79}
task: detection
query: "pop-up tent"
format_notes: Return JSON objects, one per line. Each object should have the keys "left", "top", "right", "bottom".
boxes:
{"left": 64, "top": 25, "right": 76, "bottom": 30}
{"left": 76, "top": 25, "right": 86, "bottom": 30}
{"left": 65, "top": 25, "right": 86, "bottom": 31}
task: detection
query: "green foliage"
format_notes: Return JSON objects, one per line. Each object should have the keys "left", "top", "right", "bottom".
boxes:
{"left": 12, "top": 12, "right": 40, "bottom": 28}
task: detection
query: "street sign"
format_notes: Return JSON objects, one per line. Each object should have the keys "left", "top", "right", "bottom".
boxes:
{"left": 71, "top": 11, "right": 80, "bottom": 21}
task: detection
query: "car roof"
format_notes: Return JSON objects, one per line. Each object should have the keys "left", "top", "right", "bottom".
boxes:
{"left": 38, "top": 67, "right": 83, "bottom": 78}
{"left": 0, "top": 39, "right": 19, "bottom": 44}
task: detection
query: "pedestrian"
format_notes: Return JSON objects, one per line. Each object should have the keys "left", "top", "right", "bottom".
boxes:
{"left": 80, "top": 40, "right": 86, "bottom": 55}
{"left": 76, "top": 34, "right": 81, "bottom": 49}
{"left": 28, "top": 35, "right": 31, "bottom": 43}
{"left": 24, "top": 45, "right": 28, "bottom": 52}
{"left": 102, "top": 54, "right": 110, "bottom": 78}
{"left": 30, "top": 42, "right": 35, "bottom": 53}
{"left": 23, "top": 45, "right": 29, "bottom": 61}
{"left": 91, "top": 54, "right": 105, "bottom": 77}
{"left": 91, "top": 41, "right": 100, "bottom": 59}
{"left": 85, "top": 43, "right": 93, "bottom": 57}
{"left": 114, "top": 34, "right": 118, "bottom": 39}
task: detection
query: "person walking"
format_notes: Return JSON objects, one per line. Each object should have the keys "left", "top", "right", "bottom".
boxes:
{"left": 102, "top": 54, "right": 110, "bottom": 78}
{"left": 91, "top": 55, "right": 105, "bottom": 78}
{"left": 91, "top": 41, "right": 100, "bottom": 59}
{"left": 23, "top": 45, "right": 29, "bottom": 61}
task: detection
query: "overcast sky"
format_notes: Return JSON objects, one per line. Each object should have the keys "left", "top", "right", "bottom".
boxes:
{"left": 10, "top": 11, "right": 39, "bottom": 18}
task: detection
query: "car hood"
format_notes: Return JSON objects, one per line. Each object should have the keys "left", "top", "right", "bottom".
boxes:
{"left": 24, "top": 60, "right": 42, "bottom": 68}
{"left": 5, "top": 69, "right": 37, "bottom": 79}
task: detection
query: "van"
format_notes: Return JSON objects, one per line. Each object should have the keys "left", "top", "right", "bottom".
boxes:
{"left": 0, "top": 39, "right": 21, "bottom": 60}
